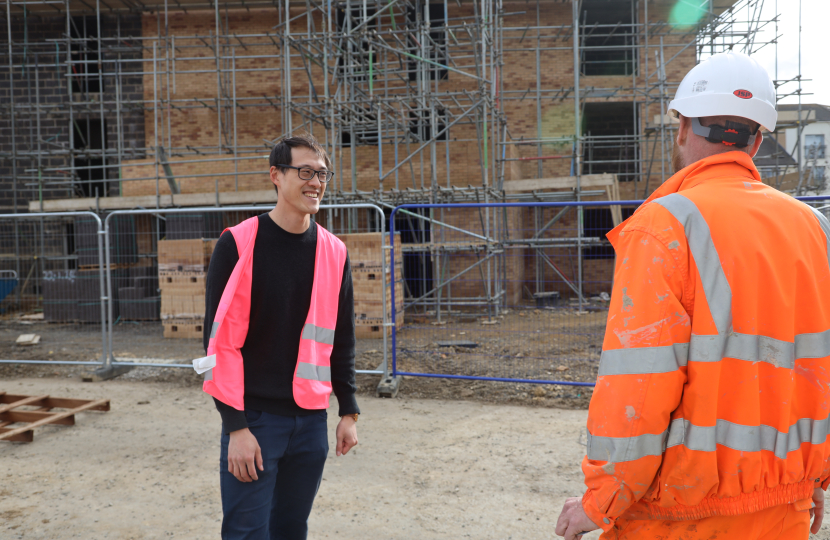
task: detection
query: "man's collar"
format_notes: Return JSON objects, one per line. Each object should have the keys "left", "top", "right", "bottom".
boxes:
{"left": 606, "top": 151, "right": 760, "bottom": 245}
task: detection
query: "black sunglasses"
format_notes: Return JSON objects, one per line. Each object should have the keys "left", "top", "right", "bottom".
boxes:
{"left": 277, "top": 165, "right": 334, "bottom": 183}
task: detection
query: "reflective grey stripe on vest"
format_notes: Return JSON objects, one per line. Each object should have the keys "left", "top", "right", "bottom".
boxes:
{"left": 204, "top": 369, "right": 213, "bottom": 381}
{"left": 667, "top": 416, "right": 830, "bottom": 460}
{"left": 588, "top": 414, "right": 830, "bottom": 462}
{"left": 587, "top": 429, "right": 667, "bottom": 463}
{"left": 301, "top": 324, "right": 335, "bottom": 346}
{"left": 807, "top": 206, "right": 830, "bottom": 269}
{"left": 598, "top": 328, "right": 830, "bottom": 376}
{"left": 598, "top": 343, "right": 689, "bottom": 376}
{"left": 295, "top": 362, "right": 332, "bottom": 382}
{"left": 653, "top": 194, "right": 732, "bottom": 335}
{"left": 210, "top": 321, "right": 220, "bottom": 339}
{"left": 590, "top": 197, "right": 830, "bottom": 463}
{"left": 599, "top": 197, "right": 830, "bottom": 377}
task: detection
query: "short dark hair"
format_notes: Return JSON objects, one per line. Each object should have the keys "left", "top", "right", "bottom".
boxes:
{"left": 269, "top": 133, "right": 332, "bottom": 174}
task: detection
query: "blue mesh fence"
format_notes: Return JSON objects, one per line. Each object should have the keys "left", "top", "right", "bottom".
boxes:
{"left": 389, "top": 201, "right": 639, "bottom": 386}
{"left": 390, "top": 196, "right": 830, "bottom": 386}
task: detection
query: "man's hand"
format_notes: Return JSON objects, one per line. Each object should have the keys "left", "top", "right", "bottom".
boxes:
{"left": 812, "top": 487, "right": 825, "bottom": 534}
{"left": 335, "top": 416, "right": 358, "bottom": 456}
{"left": 227, "top": 428, "right": 263, "bottom": 482}
{"left": 555, "top": 497, "right": 600, "bottom": 540}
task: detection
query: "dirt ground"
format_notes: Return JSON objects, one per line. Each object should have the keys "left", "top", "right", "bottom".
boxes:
{"left": 1, "top": 376, "right": 598, "bottom": 540}
{"left": 3, "top": 318, "right": 829, "bottom": 539}
{"left": 4, "top": 377, "right": 830, "bottom": 540}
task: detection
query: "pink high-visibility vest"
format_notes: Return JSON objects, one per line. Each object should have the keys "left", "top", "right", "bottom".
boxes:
{"left": 192, "top": 216, "right": 347, "bottom": 410}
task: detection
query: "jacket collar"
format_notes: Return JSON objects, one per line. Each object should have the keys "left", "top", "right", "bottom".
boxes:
{"left": 607, "top": 151, "right": 761, "bottom": 245}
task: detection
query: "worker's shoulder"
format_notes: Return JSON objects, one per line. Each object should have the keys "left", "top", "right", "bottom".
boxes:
{"left": 214, "top": 229, "right": 240, "bottom": 259}
{"left": 621, "top": 199, "right": 682, "bottom": 237}
{"left": 316, "top": 222, "right": 346, "bottom": 249}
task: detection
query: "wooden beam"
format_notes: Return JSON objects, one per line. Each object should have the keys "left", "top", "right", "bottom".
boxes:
{"left": 503, "top": 173, "right": 617, "bottom": 192}
{"left": 28, "top": 190, "right": 277, "bottom": 213}
{"left": 0, "top": 395, "right": 50, "bottom": 414}
{"left": 0, "top": 411, "right": 76, "bottom": 425}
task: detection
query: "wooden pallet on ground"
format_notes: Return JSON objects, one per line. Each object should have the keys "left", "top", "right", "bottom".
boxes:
{"left": 0, "top": 392, "right": 110, "bottom": 442}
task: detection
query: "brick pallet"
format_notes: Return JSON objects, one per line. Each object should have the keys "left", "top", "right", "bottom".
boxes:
{"left": 336, "top": 233, "right": 405, "bottom": 338}
{"left": 163, "top": 319, "right": 205, "bottom": 339}
{"left": 42, "top": 269, "right": 128, "bottom": 322}
{"left": 118, "top": 266, "right": 160, "bottom": 321}
{"left": 157, "top": 238, "right": 217, "bottom": 272}
{"left": 158, "top": 239, "right": 215, "bottom": 338}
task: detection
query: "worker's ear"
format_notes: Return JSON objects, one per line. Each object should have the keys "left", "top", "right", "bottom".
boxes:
{"left": 270, "top": 166, "right": 283, "bottom": 194}
{"left": 748, "top": 130, "right": 764, "bottom": 158}
{"left": 676, "top": 114, "right": 690, "bottom": 147}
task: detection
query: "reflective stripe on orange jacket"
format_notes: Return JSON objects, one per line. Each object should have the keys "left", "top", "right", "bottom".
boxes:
{"left": 581, "top": 151, "right": 830, "bottom": 533}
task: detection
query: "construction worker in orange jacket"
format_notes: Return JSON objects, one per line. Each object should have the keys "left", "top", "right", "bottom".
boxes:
{"left": 556, "top": 51, "right": 830, "bottom": 539}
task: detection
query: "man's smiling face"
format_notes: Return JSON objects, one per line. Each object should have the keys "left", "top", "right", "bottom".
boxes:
{"left": 271, "top": 146, "right": 328, "bottom": 216}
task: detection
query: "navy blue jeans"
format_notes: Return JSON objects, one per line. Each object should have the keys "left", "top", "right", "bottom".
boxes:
{"left": 220, "top": 410, "right": 329, "bottom": 540}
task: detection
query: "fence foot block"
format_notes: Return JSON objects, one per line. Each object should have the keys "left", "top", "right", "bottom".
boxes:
{"left": 376, "top": 375, "right": 401, "bottom": 399}
{"left": 82, "top": 364, "right": 133, "bottom": 382}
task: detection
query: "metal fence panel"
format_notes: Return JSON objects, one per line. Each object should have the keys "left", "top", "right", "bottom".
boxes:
{"left": 0, "top": 212, "right": 107, "bottom": 367}
{"left": 102, "top": 205, "right": 390, "bottom": 375}
{"left": 389, "top": 201, "right": 628, "bottom": 386}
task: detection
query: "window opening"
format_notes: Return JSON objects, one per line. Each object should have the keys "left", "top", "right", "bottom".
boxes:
{"left": 582, "top": 102, "right": 639, "bottom": 182}
{"left": 580, "top": 0, "right": 637, "bottom": 77}
{"left": 70, "top": 16, "right": 103, "bottom": 94}
{"left": 409, "top": 107, "right": 447, "bottom": 143}
{"left": 583, "top": 207, "right": 635, "bottom": 259}
{"left": 72, "top": 118, "right": 108, "bottom": 198}
{"left": 806, "top": 134, "right": 826, "bottom": 159}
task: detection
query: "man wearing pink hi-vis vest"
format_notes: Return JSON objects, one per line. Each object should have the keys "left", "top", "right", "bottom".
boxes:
{"left": 194, "top": 134, "right": 359, "bottom": 540}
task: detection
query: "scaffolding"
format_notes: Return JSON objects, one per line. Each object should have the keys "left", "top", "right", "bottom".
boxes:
{"left": 0, "top": 0, "right": 803, "bottom": 319}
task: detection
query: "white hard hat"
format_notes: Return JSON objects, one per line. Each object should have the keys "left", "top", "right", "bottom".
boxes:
{"left": 667, "top": 51, "right": 777, "bottom": 132}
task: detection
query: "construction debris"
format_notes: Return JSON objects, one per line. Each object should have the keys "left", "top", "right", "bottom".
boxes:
{"left": 15, "top": 334, "right": 41, "bottom": 346}
{"left": 437, "top": 341, "right": 479, "bottom": 348}
{"left": 0, "top": 392, "right": 110, "bottom": 442}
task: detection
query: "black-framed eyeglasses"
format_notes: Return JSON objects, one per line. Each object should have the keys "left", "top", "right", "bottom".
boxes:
{"left": 277, "top": 165, "right": 334, "bottom": 183}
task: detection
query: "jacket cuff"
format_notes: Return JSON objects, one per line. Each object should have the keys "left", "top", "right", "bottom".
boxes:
{"left": 335, "top": 392, "right": 360, "bottom": 417}
{"left": 214, "top": 398, "right": 248, "bottom": 434}
{"left": 582, "top": 490, "right": 615, "bottom": 533}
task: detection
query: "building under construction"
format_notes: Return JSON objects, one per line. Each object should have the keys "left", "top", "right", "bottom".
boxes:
{"left": 0, "top": 0, "right": 807, "bottom": 327}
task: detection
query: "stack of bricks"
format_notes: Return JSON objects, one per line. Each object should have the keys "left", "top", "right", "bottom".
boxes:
{"left": 336, "top": 232, "right": 404, "bottom": 339}
{"left": 158, "top": 238, "right": 217, "bottom": 339}
{"left": 117, "top": 266, "right": 160, "bottom": 321}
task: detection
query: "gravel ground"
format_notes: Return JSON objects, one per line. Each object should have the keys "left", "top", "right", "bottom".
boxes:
{"left": 0, "top": 377, "right": 598, "bottom": 540}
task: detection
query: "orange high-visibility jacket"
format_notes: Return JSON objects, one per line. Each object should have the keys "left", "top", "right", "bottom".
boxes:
{"left": 582, "top": 151, "right": 830, "bottom": 532}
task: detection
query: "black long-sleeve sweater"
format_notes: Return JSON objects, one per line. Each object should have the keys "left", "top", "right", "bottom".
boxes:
{"left": 203, "top": 214, "right": 359, "bottom": 433}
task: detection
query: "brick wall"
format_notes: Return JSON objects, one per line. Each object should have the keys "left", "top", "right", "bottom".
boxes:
{"left": 0, "top": 13, "right": 145, "bottom": 210}
{"left": 119, "top": 1, "right": 695, "bottom": 198}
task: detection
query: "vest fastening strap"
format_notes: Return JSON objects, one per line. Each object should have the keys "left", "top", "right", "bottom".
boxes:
{"left": 296, "top": 362, "right": 332, "bottom": 382}
{"left": 302, "top": 323, "right": 335, "bottom": 345}
{"left": 193, "top": 354, "right": 216, "bottom": 375}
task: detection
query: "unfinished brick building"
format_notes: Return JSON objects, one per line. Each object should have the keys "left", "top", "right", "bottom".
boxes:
{"left": 0, "top": 0, "right": 782, "bottom": 318}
